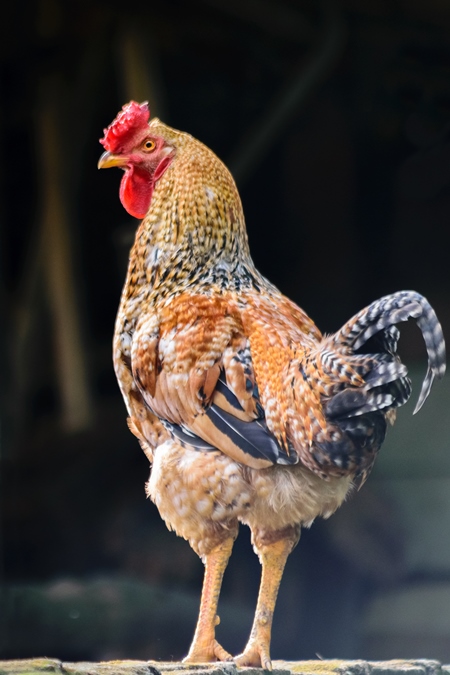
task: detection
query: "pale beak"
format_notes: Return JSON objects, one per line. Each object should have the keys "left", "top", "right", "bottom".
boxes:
{"left": 97, "top": 151, "right": 127, "bottom": 169}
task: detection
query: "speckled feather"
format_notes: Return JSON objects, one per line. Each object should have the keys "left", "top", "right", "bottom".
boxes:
{"left": 101, "top": 103, "right": 446, "bottom": 667}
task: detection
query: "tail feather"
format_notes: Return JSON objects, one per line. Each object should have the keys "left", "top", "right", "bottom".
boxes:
{"left": 325, "top": 376, "right": 410, "bottom": 419}
{"left": 362, "top": 357, "right": 408, "bottom": 389}
{"left": 332, "top": 291, "right": 446, "bottom": 413}
{"left": 304, "top": 291, "right": 444, "bottom": 482}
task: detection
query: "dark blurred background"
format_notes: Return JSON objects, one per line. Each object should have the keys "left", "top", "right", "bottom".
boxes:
{"left": 1, "top": 0, "right": 450, "bottom": 665}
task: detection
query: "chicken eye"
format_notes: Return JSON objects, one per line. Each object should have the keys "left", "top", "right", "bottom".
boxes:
{"left": 143, "top": 139, "right": 156, "bottom": 152}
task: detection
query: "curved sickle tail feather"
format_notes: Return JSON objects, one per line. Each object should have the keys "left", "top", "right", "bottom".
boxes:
{"left": 333, "top": 291, "right": 446, "bottom": 414}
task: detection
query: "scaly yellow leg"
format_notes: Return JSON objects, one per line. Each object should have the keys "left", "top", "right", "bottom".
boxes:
{"left": 235, "top": 529, "right": 299, "bottom": 670}
{"left": 183, "top": 537, "right": 235, "bottom": 663}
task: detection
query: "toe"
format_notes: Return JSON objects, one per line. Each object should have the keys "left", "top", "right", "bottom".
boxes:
{"left": 214, "top": 641, "right": 233, "bottom": 661}
{"left": 235, "top": 645, "right": 272, "bottom": 670}
{"left": 183, "top": 640, "right": 232, "bottom": 664}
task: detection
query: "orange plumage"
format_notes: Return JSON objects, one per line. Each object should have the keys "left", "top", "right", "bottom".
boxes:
{"left": 99, "top": 101, "right": 446, "bottom": 668}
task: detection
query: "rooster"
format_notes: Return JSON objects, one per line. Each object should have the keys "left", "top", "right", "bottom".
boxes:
{"left": 98, "top": 101, "right": 445, "bottom": 669}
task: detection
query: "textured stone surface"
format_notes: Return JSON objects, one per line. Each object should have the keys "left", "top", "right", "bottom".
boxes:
{"left": 0, "top": 660, "right": 447, "bottom": 675}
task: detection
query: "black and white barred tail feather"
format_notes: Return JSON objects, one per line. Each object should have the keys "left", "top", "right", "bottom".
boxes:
{"left": 332, "top": 291, "right": 446, "bottom": 414}
{"left": 306, "top": 291, "right": 445, "bottom": 482}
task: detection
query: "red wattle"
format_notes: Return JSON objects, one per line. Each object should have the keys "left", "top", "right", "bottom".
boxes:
{"left": 120, "top": 166, "right": 153, "bottom": 219}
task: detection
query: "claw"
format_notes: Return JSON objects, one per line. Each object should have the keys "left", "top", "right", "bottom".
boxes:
{"left": 183, "top": 639, "right": 232, "bottom": 664}
{"left": 214, "top": 641, "right": 233, "bottom": 662}
{"left": 235, "top": 644, "right": 272, "bottom": 670}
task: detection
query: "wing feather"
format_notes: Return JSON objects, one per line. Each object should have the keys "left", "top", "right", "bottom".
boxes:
{"left": 131, "top": 293, "right": 296, "bottom": 468}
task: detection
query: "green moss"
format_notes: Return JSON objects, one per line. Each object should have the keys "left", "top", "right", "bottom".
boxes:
{"left": 274, "top": 661, "right": 344, "bottom": 675}
{"left": 0, "top": 659, "right": 63, "bottom": 675}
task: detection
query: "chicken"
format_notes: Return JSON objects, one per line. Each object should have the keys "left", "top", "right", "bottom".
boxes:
{"left": 98, "top": 101, "right": 446, "bottom": 669}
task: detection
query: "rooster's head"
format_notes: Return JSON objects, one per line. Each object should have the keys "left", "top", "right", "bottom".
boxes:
{"left": 98, "top": 101, "right": 175, "bottom": 219}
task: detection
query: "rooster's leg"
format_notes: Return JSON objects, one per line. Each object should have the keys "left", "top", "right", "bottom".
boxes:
{"left": 183, "top": 536, "right": 235, "bottom": 663}
{"left": 235, "top": 526, "right": 300, "bottom": 670}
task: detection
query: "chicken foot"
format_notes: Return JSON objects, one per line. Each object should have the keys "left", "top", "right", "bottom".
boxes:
{"left": 235, "top": 526, "right": 300, "bottom": 670}
{"left": 183, "top": 536, "right": 235, "bottom": 663}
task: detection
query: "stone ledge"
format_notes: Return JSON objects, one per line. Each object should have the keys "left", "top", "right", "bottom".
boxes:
{"left": 0, "top": 659, "right": 449, "bottom": 675}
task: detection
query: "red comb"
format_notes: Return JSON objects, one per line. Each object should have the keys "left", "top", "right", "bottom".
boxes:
{"left": 100, "top": 101, "right": 150, "bottom": 152}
